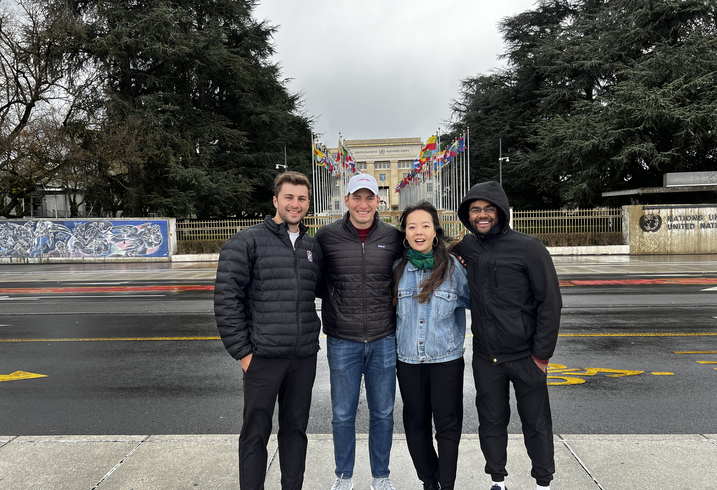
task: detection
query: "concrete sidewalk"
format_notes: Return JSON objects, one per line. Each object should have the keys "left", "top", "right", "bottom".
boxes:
{"left": 1, "top": 433, "right": 716, "bottom": 489}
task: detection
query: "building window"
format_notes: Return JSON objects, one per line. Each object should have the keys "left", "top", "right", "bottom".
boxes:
{"left": 334, "top": 200, "right": 340, "bottom": 211}
{"left": 378, "top": 187, "right": 389, "bottom": 210}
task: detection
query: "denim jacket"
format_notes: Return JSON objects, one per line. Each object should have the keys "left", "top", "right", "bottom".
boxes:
{"left": 395, "top": 255, "right": 470, "bottom": 364}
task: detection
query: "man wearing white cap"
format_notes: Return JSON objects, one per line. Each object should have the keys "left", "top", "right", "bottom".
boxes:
{"left": 316, "top": 174, "right": 402, "bottom": 490}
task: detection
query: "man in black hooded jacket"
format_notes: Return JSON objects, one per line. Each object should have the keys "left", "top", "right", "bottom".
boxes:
{"left": 454, "top": 181, "right": 562, "bottom": 490}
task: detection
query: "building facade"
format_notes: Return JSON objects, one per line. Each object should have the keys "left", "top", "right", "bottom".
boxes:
{"left": 330, "top": 137, "right": 423, "bottom": 211}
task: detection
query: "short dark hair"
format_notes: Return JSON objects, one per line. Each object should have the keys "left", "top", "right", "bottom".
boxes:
{"left": 274, "top": 171, "right": 311, "bottom": 197}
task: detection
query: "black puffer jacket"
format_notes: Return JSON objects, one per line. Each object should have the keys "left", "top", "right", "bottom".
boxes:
{"left": 214, "top": 216, "right": 323, "bottom": 361}
{"left": 454, "top": 181, "right": 562, "bottom": 364}
{"left": 316, "top": 213, "right": 402, "bottom": 342}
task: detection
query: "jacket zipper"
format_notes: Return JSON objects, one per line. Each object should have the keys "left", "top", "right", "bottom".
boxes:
{"left": 483, "top": 246, "right": 497, "bottom": 364}
{"left": 362, "top": 241, "right": 368, "bottom": 342}
{"left": 292, "top": 238, "right": 302, "bottom": 358}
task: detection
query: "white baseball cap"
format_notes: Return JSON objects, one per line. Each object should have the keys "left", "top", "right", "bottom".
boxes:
{"left": 346, "top": 174, "right": 379, "bottom": 196}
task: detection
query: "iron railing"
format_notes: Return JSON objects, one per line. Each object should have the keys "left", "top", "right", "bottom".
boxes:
{"left": 176, "top": 208, "right": 624, "bottom": 242}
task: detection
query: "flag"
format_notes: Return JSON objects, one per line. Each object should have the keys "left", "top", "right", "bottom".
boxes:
{"left": 342, "top": 142, "right": 356, "bottom": 168}
{"left": 419, "top": 134, "right": 437, "bottom": 163}
{"left": 456, "top": 134, "right": 466, "bottom": 153}
{"left": 314, "top": 145, "right": 326, "bottom": 166}
{"left": 338, "top": 139, "right": 359, "bottom": 174}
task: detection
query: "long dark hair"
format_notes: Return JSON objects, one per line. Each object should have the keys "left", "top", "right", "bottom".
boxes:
{"left": 392, "top": 201, "right": 456, "bottom": 306}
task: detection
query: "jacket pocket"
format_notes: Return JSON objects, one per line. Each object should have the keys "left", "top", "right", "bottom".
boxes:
{"left": 397, "top": 289, "right": 415, "bottom": 318}
{"left": 433, "top": 290, "right": 458, "bottom": 318}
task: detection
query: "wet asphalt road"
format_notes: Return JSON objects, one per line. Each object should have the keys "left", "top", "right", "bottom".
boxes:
{"left": 1, "top": 276, "right": 716, "bottom": 436}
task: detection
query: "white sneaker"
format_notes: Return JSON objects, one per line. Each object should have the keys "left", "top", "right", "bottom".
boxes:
{"left": 331, "top": 476, "right": 353, "bottom": 490}
{"left": 371, "top": 477, "right": 396, "bottom": 490}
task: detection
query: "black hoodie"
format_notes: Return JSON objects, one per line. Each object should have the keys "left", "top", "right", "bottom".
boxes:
{"left": 454, "top": 181, "right": 562, "bottom": 364}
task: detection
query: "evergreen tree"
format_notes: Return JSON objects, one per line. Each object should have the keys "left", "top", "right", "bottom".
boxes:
{"left": 450, "top": 0, "right": 717, "bottom": 209}
{"left": 68, "top": 0, "right": 312, "bottom": 218}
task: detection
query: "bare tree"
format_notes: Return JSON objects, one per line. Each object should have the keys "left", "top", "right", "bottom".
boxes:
{"left": 0, "top": 0, "right": 98, "bottom": 217}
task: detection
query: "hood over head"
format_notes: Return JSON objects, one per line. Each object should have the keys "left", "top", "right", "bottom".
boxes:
{"left": 457, "top": 181, "right": 510, "bottom": 232}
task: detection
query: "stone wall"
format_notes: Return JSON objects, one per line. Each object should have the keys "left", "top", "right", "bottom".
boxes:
{"left": 627, "top": 205, "right": 717, "bottom": 254}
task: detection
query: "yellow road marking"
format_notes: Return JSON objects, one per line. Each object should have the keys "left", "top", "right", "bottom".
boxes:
{"left": 674, "top": 351, "right": 717, "bottom": 354}
{"left": 651, "top": 372, "right": 674, "bottom": 375}
{"left": 546, "top": 363, "right": 645, "bottom": 385}
{"left": 0, "top": 371, "right": 47, "bottom": 383}
{"left": 549, "top": 367, "right": 644, "bottom": 378}
{"left": 697, "top": 361, "right": 717, "bottom": 364}
{"left": 547, "top": 376, "right": 585, "bottom": 386}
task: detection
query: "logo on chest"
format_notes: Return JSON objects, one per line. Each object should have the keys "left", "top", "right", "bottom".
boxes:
{"left": 306, "top": 251, "right": 313, "bottom": 262}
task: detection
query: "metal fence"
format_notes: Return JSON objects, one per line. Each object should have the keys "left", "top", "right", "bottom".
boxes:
{"left": 176, "top": 219, "right": 264, "bottom": 241}
{"left": 176, "top": 208, "right": 624, "bottom": 243}
{"left": 512, "top": 208, "right": 622, "bottom": 235}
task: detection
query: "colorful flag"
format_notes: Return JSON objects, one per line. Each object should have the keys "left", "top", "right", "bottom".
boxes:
{"left": 342, "top": 142, "right": 356, "bottom": 167}
{"left": 314, "top": 146, "right": 326, "bottom": 166}
{"left": 419, "top": 134, "right": 437, "bottom": 163}
{"left": 456, "top": 134, "right": 466, "bottom": 153}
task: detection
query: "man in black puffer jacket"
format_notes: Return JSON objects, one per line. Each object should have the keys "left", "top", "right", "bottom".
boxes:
{"left": 315, "top": 174, "right": 402, "bottom": 490}
{"left": 454, "top": 181, "right": 562, "bottom": 490}
{"left": 214, "top": 171, "right": 323, "bottom": 490}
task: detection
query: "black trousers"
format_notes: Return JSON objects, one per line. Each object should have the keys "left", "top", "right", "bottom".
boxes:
{"left": 396, "top": 357, "right": 464, "bottom": 490}
{"left": 472, "top": 355, "right": 554, "bottom": 486}
{"left": 239, "top": 354, "right": 317, "bottom": 490}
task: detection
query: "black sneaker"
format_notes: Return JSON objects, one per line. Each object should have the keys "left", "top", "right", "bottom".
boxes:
{"left": 423, "top": 482, "right": 439, "bottom": 490}
{"left": 490, "top": 485, "right": 506, "bottom": 490}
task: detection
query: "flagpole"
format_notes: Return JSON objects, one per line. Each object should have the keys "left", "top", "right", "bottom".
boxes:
{"left": 435, "top": 128, "right": 440, "bottom": 206}
{"left": 455, "top": 144, "right": 459, "bottom": 212}
{"left": 339, "top": 134, "right": 345, "bottom": 214}
{"left": 311, "top": 133, "right": 317, "bottom": 216}
{"left": 466, "top": 127, "right": 471, "bottom": 191}
{"left": 459, "top": 132, "right": 465, "bottom": 205}
{"left": 320, "top": 158, "right": 326, "bottom": 215}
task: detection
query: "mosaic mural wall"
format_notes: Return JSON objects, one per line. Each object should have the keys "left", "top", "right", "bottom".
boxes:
{"left": 0, "top": 220, "right": 169, "bottom": 258}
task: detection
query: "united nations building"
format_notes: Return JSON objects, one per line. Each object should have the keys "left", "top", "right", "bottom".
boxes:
{"left": 329, "top": 137, "right": 423, "bottom": 210}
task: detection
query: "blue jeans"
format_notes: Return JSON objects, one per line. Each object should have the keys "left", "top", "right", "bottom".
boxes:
{"left": 327, "top": 334, "right": 397, "bottom": 479}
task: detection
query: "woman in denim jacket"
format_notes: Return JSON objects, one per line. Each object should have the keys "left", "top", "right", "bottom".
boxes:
{"left": 392, "top": 201, "right": 470, "bottom": 490}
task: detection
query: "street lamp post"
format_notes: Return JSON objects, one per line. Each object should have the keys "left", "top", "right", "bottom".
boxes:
{"left": 276, "top": 146, "right": 288, "bottom": 172}
{"left": 498, "top": 138, "right": 509, "bottom": 186}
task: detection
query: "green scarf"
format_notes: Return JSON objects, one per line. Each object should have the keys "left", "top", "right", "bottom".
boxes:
{"left": 407, "top": 248, "right": 434, "bottom": 270}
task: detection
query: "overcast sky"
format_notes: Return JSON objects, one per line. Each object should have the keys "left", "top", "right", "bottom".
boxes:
{"left": 253, "top": 0, "right": 537, "bottom": 145}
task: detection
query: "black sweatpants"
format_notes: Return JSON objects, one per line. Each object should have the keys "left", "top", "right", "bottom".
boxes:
{"left": 472, "top": 355, "right": 554, "bottom": 486}
{"left": 396, "top": 357, "right": 464, "bottom": 490}
{"left": 239, "top": 354, "right": 317, "bottom": 490}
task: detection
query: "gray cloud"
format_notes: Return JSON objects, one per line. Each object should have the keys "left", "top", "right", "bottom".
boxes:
{"left": 254, "top": 0, "right": 537, "bottom": 142}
